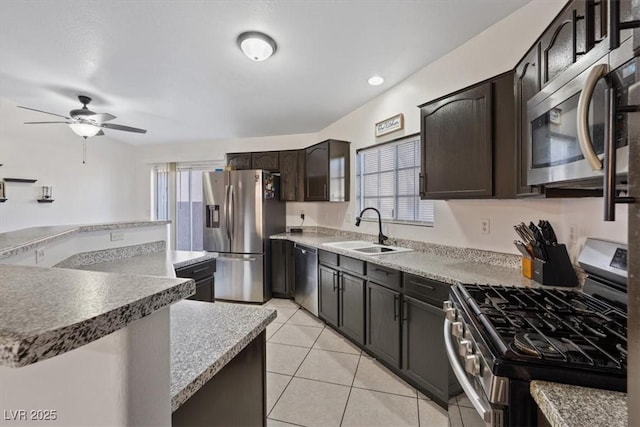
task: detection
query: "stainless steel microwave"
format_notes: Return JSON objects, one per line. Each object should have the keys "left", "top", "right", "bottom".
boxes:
{"left": 527, "top": 43, "right": 637, "bottom": 189}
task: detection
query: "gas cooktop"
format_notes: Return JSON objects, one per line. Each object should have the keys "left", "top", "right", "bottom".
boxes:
{"left": 458, "top": 284, "right": 627, "bottom": 374}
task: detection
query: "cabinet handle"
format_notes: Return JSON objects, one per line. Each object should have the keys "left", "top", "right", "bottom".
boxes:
{"left": 333, "top": 272, "right": 338, "bottom": 291}
{"left": 418, "top": 172, "right": 426, "bottom": 197}
{"left": 393, "top": 294, "right": 400, "bottom": 320}
{"left": 409, "top": 280, "right": 434, "bottom": 290}
{"left": 571, "top": 9, "right": 585, "bottom": 62}
{"left": 323, "top": 183, "right": 327, "bottom": 200}
{"left": 402, "top": 300, "right": 408, "bottom": 323}
{"left": 374, "top": 268, "right": 391, "bottom": 276}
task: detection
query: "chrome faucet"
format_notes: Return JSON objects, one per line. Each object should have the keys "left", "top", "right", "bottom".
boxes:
{"left": 355, "top": 207, "right": 388, "bottom": 245}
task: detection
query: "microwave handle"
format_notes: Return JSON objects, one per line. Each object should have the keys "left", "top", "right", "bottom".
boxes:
{"left": 576, "top": 64, "right": 608, "bottom": 171}
{"left": 603, "top": 88, "right": 616, "bottom": 221}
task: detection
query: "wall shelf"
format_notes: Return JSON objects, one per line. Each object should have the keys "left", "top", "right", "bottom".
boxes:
{"left": 4, "top": 178, "right": 37, "bottom": 183}
{"left": 37, "top": 199, "right": 54, "bottom": 203}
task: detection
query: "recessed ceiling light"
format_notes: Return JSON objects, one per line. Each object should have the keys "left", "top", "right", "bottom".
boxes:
{"left": 368, "top": 76, "right": 384, "bottom": 86}
{"left": 237, "top": 31, "right": 277, "bottom": 62}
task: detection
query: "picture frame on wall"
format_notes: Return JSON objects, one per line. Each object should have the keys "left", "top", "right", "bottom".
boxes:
{"left": 375, "top": 113, "right": 404, "bottom": 137}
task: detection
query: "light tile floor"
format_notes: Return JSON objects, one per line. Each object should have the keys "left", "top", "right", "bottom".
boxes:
{"left": 263, "top": 298, "right": 449, "bottom": 427}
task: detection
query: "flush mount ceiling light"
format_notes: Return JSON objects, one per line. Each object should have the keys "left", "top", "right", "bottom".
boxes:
{"left": 237, "top": 31, "right": 277, "bottom": 61}
{"left": 69, "top": 122, "right": 101, "bottom": 137}
{"left": 368, "top": 76, "right": 384, "bottom": 86}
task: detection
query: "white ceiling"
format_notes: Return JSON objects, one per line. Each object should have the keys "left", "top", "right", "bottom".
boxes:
{"left": 0, "top": 0, "right": 530, "bottom": 146}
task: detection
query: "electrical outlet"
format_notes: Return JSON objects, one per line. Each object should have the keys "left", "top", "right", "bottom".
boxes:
{"left": 35, "top": 247, "right": 45, "bottom": 264}
{"left": 568, "top": 225, "right": 577, "bottom": 246}
{"left": 480, "top": 218, "right": 490, "bottom": 235}
{"left": 110, "top": 232, "right": 124, "bottom": 241}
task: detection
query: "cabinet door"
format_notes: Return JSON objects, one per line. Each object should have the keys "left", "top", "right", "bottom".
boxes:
{"left": 305, "top": 142, "right": 329, "bottom": 201}
{"left": 189, "top": 276, "right": 214, "bottom": 302}
{"left": 319, "top": 264, "right": 339, "bottom": 326}
{"left": 285, "top": 240, "right": 295, "bottom": 296}
{"left": 279, "top": 150, "right": 299, "bottom": 201}
{"left": 541, "top": 1, "right": 587, "bottom": 86}
{"left": 339, "top": 272, "right": 365, "bottom": 345}
{"left": 420, "top": 82, "right": 492, "bottom": 199}
{"left": 366, "top": 282, "right": 401, "bottom": 368}
{"left": 515, "top": 44, "right": 543, "bottom": 196}
{"left": 402, "top": 296, "right": 448, "bottom": 400}
{"left": 252, "top": 151, "right": 279, "bottom": 171}
{"left": 271, "top": 240, "right": 287, "bottom": 295}
{"left": 227, "top": 153, "right": 252, "bottom": 170}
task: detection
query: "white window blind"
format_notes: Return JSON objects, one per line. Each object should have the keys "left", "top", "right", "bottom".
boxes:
{"left": 356, "top": 135, "right": 434, "bottom": 225}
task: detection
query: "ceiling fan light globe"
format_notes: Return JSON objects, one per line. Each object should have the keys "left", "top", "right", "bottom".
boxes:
{"left": 69, "top": 123, "right": 101, "bottom": 137}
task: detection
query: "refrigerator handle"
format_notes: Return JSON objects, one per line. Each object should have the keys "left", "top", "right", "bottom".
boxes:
{"left": 229, "top": 184, "right": 235, "bottom": 240}
{"left": 225, "top": 184, "right": 232, "bottom": 242}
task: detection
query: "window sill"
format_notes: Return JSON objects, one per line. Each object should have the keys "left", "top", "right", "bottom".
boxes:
{"left": 357, "top": 218, "right": 433, "bottom": 228}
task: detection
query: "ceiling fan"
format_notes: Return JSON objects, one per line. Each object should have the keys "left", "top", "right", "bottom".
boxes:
{"left": 17, "top": 95, "right": 147, "bottom": 137}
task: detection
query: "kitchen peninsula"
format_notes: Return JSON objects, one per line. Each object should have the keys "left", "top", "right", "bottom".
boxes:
{"left": 0, "top": 221, "right": 275, "bottom": 426}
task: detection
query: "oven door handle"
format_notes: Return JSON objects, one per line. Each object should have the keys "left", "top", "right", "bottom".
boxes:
{"left": 444, "top": 318, "right": 495, "bottom": 426}
{"left": 576, "top": 63, "right": 608, "bottom": 171}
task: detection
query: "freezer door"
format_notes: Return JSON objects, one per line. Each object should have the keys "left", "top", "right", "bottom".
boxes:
{"left": 214, "top": 253, "right": 264, "bottom": 303}
{"left": 203, "top": 171, "right": 230, "bottom": 252}
{"left": 229, "top": 170, "right": 264, "bottom": 254}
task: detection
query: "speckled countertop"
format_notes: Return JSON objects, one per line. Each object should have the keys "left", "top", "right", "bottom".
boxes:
{"left": 0, "top": 220, "right": 170, "bottom": 260}
{"left": 272, "top": 232, "right": 537, "bottom": 288}
{"left": 0, "top": 263, "right": 194, "bottom": 368}
{"left": 170, "top": 301, "right": 276, "bottom": 412}
{"left": 531, "top": 381, "right": 627, "bottom": 427}
{"left": 74, "top": 250, "right": 216, "bottom": 277}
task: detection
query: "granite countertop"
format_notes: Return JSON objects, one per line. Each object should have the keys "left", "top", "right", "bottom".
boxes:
{"left": 0, "top": 220, "right": 170, "bottom": 260}
{"left": 531, "top": 381, "right": 627, "bottom": 427}
{"left": 74, "top": 250, "right": 216, "bottom": 277}
{"left": 0, "top": 263, "right": 194, "bottom": 368}
{"left": 170, "top": 301, "right": 276, "bottom": 412}
{"left": 272, "top": 232, "right": 536, "bottom": 287}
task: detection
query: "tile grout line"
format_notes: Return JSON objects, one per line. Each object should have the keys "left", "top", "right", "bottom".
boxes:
{"left": 339, "top": 351, "right": 363, "bottom": 426}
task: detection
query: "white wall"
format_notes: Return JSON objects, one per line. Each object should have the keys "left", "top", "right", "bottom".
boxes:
{"left": 0, "top": 98, "right": 146, "bottom": 232}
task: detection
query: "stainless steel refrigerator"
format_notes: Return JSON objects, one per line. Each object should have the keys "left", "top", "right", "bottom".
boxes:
{"left": 203, "top": 170, "right": 285, "bottom": 303}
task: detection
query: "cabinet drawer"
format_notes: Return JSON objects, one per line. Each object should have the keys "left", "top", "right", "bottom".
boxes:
{"left": 319, "top": 250, "right": 338, "bottom": 267}
{"left": 403, "top": 274, "right": 449, "bottom": 306}
{"left": 175, "top": 259, "right": 216, "bottom": 281}
{"left": 188, "top": 276, "right": 214, "bottom": 303}
{"left": 340, "top": 256, "right": 365, "bottom": 276}
{"left": 366, "top": 263, "right": 401, "bottom": 290}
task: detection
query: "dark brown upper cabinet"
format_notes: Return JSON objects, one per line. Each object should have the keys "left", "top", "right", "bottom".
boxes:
{"left": 226, "top": 153, "right": 252, "bottom": 170}
{"left": 514, "top": 43, "right": 543, "bottom": 197}
{"left": 418, "top": 71, "right": 515, "bottom": 199}
{"left": 251, "top": 151, "right": 279, "bottom": 171}
{"left": 541, "top": 1, "right": 587, "bottom": 87}
{"left": 305, "top": 139, "right": 350, "bottom": 202}
{"left": 279, "top": 150, "right": 303, "bottom": 201}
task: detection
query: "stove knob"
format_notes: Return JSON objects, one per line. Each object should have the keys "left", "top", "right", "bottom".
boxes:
{"left": 465, "top": 354, "right": 481, "bottom": 376}
{"left": 444, "top": 307, "right": 458, "bottom": 322}
{"left": 458, "top": 339, "right": 473, "bottom": 357}
{"left": 451, "top": 321, "right": 464, "bottom": 338}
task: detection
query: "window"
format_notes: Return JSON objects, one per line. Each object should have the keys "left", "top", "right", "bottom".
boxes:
{"left": 356, "top": 134, "right": 434, "bottom": 225}
{"left": 154, "top": 164, "right": 170, "bottom": 221}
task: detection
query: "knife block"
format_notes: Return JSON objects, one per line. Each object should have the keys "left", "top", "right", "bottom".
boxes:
{"left": 532, "top": 244, "right": 578, "bottom": 287}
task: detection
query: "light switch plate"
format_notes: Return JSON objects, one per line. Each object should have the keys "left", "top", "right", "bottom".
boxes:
{"left": 110, "top": 232, "right": 124, "bottom": 241}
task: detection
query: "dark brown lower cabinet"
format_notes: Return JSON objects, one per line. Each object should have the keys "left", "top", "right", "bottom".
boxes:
{"left": 338, "top": 272, "right": 365, "bottom": 345}
{"left": 172, "top": 332, "right": 266, "bottom": 426}
{"left": 402, "top": 295, "right": 449, "bottom": 404}
{"left": 191, "top": 277, "right": 214, "bottom": 303}
{"left": 175, "top": 259, "right": 216, "bottom": 303}
{"left": 366, "top": 281, "right": 401, "bottom": 369}
{"left": 271, "top": 240, "right": 294, "bottom": 297}
{"left": 319, "top": 264, "right": 339, "bottom": 327}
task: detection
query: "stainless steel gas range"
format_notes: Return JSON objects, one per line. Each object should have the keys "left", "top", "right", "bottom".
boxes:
{"left": 444, "top": 239, "right": 628, "bottom": 427}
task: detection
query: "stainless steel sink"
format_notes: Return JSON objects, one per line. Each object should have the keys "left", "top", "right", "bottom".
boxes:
{"left": 322, "top": 241, "right": 412, "bottom": 255}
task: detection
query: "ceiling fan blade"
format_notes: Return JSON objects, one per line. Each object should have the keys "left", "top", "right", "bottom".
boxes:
{"left": 17, "top": 106, "right": 70, "bottom": 119}
{"left": 88, "top": 113, "right": 116, "bottom": 123}
{"left": 100, "top": 123, "right": 147, "bottom": 133}
{"left": 24, "top": 121, "right": 71, "bottom": 124}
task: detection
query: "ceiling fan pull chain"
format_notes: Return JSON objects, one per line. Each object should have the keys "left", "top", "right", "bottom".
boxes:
{"left": 82, "top": 137, "right": 87, "bottom": 164}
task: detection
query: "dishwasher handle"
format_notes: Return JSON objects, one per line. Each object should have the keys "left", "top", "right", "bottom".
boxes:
{"left": 294, "top": 243, "right": 317, "bottom": 255}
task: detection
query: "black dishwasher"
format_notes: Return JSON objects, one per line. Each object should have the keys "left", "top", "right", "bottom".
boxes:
{"left": 293, "top": 243, "right": 318, "bottom": 315}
